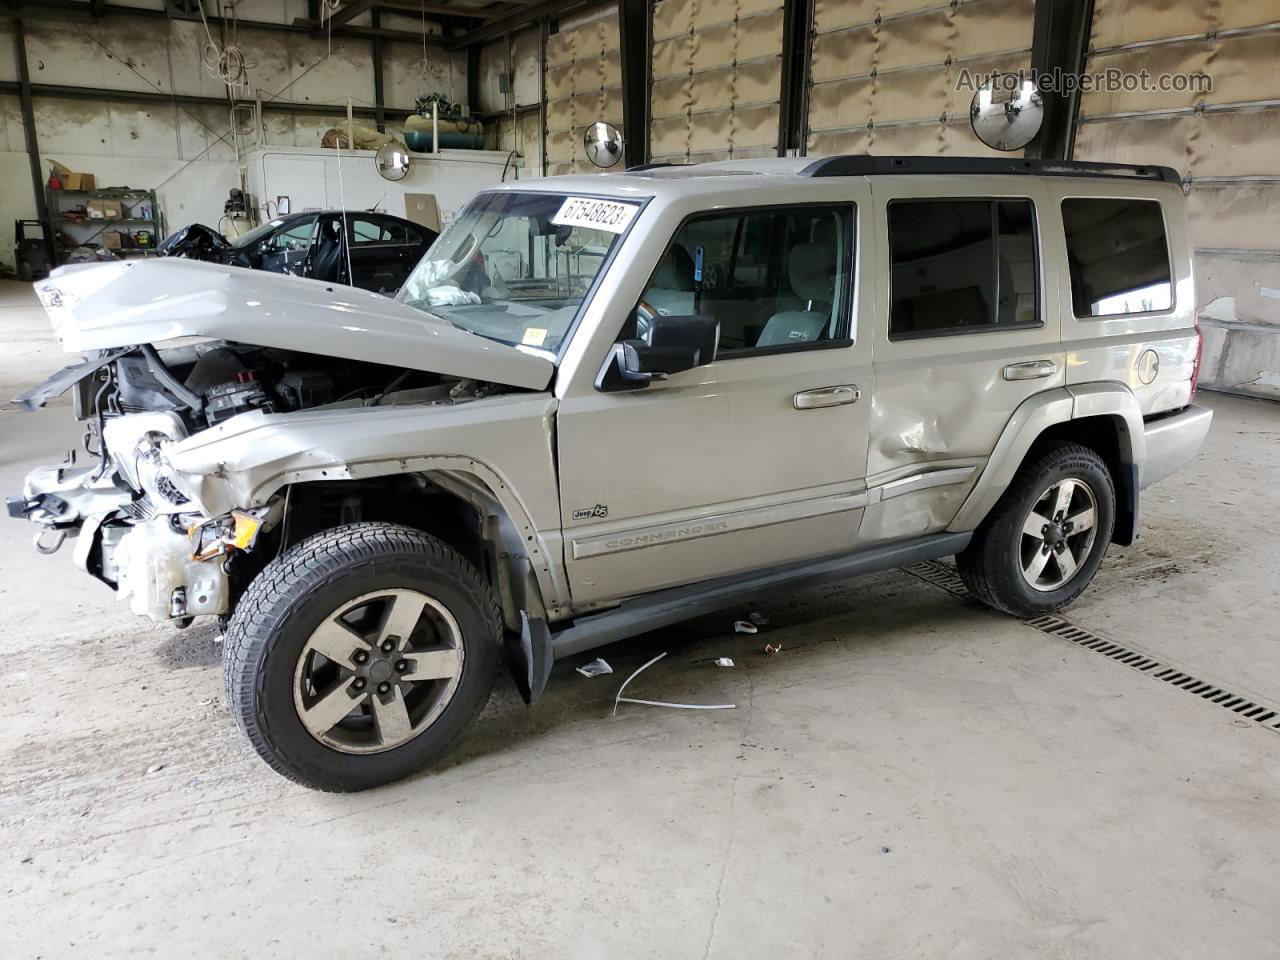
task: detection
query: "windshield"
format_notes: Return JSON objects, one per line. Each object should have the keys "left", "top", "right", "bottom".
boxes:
{"left": 396, "top": 191, "right": 640, "bottom": 352}
{"left": 228, "top": 219, "right": 286, "bottom": 249}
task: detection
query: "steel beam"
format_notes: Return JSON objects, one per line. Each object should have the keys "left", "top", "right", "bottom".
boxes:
{"left": 372, "top": 7, "right": 387, "bottom": 132}
{"left": 12, "top": 19, "right": 54, "bottom": 266}
{"left": 315, "top": 0, "right": 379, "bottom": 33}
{"left": 777, "top": 0, "right": 813, "bottom": 156}
{"left": 1026, "top": 0, "right": 1095, "bottom": 160}
{"left": 5, "top": 0, "right": 431, "bottom": 44}
{"left": 445, "top": 0, "right": 596, "bottom": 49}
{"left": 0, "top": 80, "right": 416, "bottom": 121}
{"left": 616, "top": 0, "right": 650, "bottom": 168}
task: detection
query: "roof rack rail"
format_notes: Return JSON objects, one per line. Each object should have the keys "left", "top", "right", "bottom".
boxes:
{"left": 626, "top": 162, "right": 686, "bottom": 172}
{"left": 799, "top": 155, "right": 1181, "bottom": 183}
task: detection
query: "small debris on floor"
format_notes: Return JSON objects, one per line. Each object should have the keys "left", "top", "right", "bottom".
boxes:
{"left": 613, "top": 652, "right": 735, "bottom": 715}
{"left": 576, "top": 658, "right": 613, "bottom": 678}
{"left": 764, "top": 642, "right": 783, "bottom": 656}
{"left": 714, "top": 657, "right": 735, "bottom": 668}
{"left": 145, "top": 763, "right": 165, "bottom": 775}
{"left": 879, "top": 846, "right": 891, "bottom": 854}
{"left": 748, "top": 610, "right": 769, "bottom": 626}
{"left": 197, "top": 697, "right": 214, "bottom": 706}
{"left": 733, "top": 620, "right": 758, "bottom": 634}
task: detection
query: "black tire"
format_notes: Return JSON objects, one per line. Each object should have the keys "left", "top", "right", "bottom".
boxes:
{"left": 223, "top": 522, "right": 501, "bottom": 792}
{"left": 956, "top": 442, "right": 1115, "bottom": 618}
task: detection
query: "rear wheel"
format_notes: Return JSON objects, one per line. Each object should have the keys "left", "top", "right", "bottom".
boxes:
{"left": 223, "top": 522, "right": 501, "bottom": 792}
{"left": 957, "top": 443, "right": 1115, "bottom": 618}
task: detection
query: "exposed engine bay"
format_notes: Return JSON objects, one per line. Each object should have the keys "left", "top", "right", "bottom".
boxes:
{"left": 9, "top": 340, "right": 508, "bottom": 622}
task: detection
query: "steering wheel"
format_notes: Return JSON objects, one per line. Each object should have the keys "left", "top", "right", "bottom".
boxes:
{"left": 635, "top": 299, "right": 657, "bottom": 342}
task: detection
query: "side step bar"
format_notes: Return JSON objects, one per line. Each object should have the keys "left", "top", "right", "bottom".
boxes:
{"left": 550, "top": 531, "right": 973, "bottom": 661}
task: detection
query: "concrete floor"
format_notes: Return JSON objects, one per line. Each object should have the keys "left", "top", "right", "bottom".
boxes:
{"left": 1, "top": 279, "right": 1278, "bottom": 959}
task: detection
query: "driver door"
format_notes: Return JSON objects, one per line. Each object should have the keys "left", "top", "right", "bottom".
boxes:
{"left": 260, "top": 216, "right": 318, "bottom": 276}
{"left": 555, "top": 196, "right": 874, "bottom": 605}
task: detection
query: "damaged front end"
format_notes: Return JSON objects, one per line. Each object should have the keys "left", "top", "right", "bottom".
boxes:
{"left": 11, "top": 259, "right": 554, "bottom": 627}
{"left": 9, "top": 349, "right": 284, "bottom": 623}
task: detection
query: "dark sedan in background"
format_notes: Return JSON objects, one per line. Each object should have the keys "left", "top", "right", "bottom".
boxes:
{"left": 158, "top": 211, "right": 437, "bottom": 295}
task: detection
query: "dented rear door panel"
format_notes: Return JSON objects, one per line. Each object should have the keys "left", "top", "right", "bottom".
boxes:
{"left": 861, "top": 175, "right": 1066, "bottom": 543}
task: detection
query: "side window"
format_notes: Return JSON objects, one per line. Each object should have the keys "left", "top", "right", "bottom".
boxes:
{"left": 269, "top": 217, "right": 317, "bottom": 252}
{"left": 1061, "top": 197, "right": 1173, "bottom": 317}
{"left": 889, "top": 198, "right": 1039, "bottom": 339}
{"left": 350, "top": 218, "right": 395, "bottom": 245}
{"left": 626, "top": 205, "right": 855, "bottom": 356}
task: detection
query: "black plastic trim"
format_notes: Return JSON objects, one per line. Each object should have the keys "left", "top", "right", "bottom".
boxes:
{"left": 801, "top": 155, "right": 1181, "bottom": 183}
{"left": 550, "top": 532, "right": 973, "bottom": 659}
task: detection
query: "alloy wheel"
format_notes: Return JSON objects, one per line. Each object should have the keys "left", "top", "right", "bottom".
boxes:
{"left": 292, "top": 589, "right": 465, "bottom": 754}
{"left": 1019, "top": 478, "right": 1099, "bottom": 592}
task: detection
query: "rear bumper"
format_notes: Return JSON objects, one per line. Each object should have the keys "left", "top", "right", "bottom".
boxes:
{"left": 1141, "top": 403, "right": 1213, "bottom": 490}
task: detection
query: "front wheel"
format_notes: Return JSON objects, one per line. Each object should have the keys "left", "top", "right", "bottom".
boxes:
{"left": 222, "top": 523, "right": 501, "bottom": 791}
{"left": 957, "top": 443, "right": 1116, "bottom": 618}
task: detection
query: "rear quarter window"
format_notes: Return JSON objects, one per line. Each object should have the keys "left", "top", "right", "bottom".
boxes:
{"left": 1061, "top": 197, "right": 1173, "bottom": 317}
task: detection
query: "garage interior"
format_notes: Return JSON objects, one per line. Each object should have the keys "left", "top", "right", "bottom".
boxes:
{"left": 2, "top": 1, "right": 1279, "bottom": 957}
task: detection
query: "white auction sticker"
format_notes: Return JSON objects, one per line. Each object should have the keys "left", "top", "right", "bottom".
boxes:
{"left": 551, "top": 196, "right": 640, "bottom": 234}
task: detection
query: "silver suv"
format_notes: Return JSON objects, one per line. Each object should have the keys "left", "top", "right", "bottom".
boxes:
{"left": 11, "top": 156, "right": 1212, "bottom": 791}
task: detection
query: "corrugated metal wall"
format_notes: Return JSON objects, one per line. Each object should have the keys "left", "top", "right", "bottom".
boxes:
{"left": 1072, "top": 3, "right": 1280, "bottom": 398}
{"left": 807, "top": 0, "right": 1036, "bottom": 156}
{"left": 544, "top": 4, "right": 624, "bottom": 175}
{"left": 649, "top": 0, "right": 786, "bottom": 163}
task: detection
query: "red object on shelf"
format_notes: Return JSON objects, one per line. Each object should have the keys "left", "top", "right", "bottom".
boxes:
{"left": 48, "top": 172, "right": 62, "bottom": 190}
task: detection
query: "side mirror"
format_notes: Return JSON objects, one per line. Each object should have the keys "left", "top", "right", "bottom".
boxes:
{"left": 595, "top": 315, "right": 719, "bottom": 392}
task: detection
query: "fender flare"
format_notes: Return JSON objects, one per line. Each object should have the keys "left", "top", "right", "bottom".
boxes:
{"left": 948, "top": 384, "right": 1145, "bottom": 539}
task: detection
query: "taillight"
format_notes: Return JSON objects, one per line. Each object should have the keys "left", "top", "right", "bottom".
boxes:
{"left": 1190, "top": 309, "right": 1203, "bottom": 400}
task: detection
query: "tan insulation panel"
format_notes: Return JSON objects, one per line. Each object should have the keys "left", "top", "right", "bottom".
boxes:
{"left": 543, "top": 4, "right": 623, "bottom": 174}
{"left": 649, "top": 0, "right": 784, "bottom": 163}
{"left": 1077, "top": 0, "right": 1280, "bottom": 355}
{"left": 806, "top": 0, "right": 1034, "bottom": 154}
{"left": 1186, "top": 183, "right": 1280, "bottom": 252}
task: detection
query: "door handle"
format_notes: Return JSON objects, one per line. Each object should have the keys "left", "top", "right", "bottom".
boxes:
{"left": 1003, "top": 360, "right": 1058, "bottom": 381}
{"left": 793, "top": 384, "right": 861, "bottom": 409}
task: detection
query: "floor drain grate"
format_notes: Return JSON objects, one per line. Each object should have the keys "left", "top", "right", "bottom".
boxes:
{"left": 903, "top": 560, "right": 1280, "bottom": 734}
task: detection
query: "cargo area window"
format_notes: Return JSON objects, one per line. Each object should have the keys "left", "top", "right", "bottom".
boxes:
{"left": 621, "top": 205, "right": 856, "bottom": 356}
{"left": 1061, "top": 197, "right": 1173, "bottom": 317}
{"left": 889, "top": 198, "right": 1039, "bottom": 339}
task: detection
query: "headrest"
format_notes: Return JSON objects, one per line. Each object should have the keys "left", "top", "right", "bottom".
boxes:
{"left": 651, "top": 243, "right": 695, "bottom": 290}
{"left": 788, "top": 239, "right": 837, "bottom": 303}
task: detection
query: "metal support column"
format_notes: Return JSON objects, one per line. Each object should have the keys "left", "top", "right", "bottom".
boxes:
{"left": 13, "top": 18, "right": 54, "bottom": 266}
{"left": 617, "top": 0, "right": 650, "bottom": 168}
{"left": 1026, "top": 0, "right": 1095, "bottom": 160}
{"left": 467, "top": 43, "right": 482, "bottom": 111}
{"left": 777, "top": 0, "right": 814, "bottom": 156}
{"left": 372, "top": 7, "right": 386, "bottom": 132}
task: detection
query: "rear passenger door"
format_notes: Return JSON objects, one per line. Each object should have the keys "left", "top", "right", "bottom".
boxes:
{"left": 860, "top": 178, "right": 1064, "bottom": 544}
{"left": 346, "top": 216, "right": 417, "bottom": 294}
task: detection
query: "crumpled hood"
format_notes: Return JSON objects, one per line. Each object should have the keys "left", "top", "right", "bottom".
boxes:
{"left": 33, "top": 258, "right": 555, "bottom": 391}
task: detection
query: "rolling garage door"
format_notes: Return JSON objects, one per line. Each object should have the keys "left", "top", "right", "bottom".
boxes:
{"left": 649, "top": 0, "right": 786, "bottom": 164}
{"left": 544, "top": 4, "right": 624, "bottom": 175}
{"left": 1072, "top": 2, "right": 1280, "bottom": 398}
{"left": 807, "top": 0, "right": 1035, "bottom": 156}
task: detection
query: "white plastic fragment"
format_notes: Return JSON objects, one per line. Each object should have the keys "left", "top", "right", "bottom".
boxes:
{"left": 733, "top": 620, "right": 758, "bottom": 634}
{"left": 612, "top": 652, "right": 736, "bottom": 715}
{"left": 714, "top": 657, "right": 735, "bottom": 668}
{"left": 576, "top": 658, "right": 613, "bottom": 678}
{"left": 145, "top": 763, "right": 165, "bottom": 774}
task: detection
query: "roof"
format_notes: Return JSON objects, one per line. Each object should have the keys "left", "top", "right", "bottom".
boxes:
{"left": 490, "top": 155, "right": 1181, "bottom": 201}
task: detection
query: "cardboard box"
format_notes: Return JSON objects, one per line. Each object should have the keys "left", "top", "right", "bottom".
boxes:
{"left": 86, "top": 199, "right": 123, "bottom": 220}
{"left": 49, "top": 160, "right": 96, "bottom": 192}
{"left": 102, "top": 231, "right": 123, "bottom": 250}
{"left": 404, "top": 193, "right": 442, "bottom": 233}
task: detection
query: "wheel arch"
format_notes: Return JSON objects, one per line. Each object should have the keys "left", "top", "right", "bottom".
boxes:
{"left": 950, "top": 384, "right": 1145, "bottom": 545}
{"left": 240, "top": 457, "right": 567, "bottom": 633}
